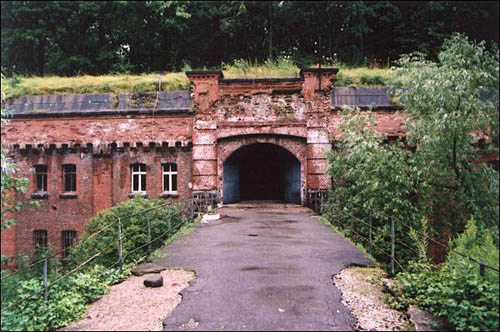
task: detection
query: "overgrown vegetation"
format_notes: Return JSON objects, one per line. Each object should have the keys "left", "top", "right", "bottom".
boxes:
{"left": 3, "top": 72, "right": 190, "bottom": 99}
{"left": 390, "top": 218, "right": 499, "bottom": 331}
{"left": 3, "top": 58, "right": 392, "bottom": 99}
{"left": 323, "top": 34, "right": 499, "bottom": 330}
{"left": 1, "top": 260, "right": 127, "bottom": 331}
{"left": 323, "top": 108, "right": 428, "bottom": 270}
{"left": 71, "top": 197, "right": 188, "bottom": 267}
{"left": 1, "top": 197, "right": 196, "bottom": 331}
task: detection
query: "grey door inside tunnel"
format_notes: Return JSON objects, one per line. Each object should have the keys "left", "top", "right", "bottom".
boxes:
{"left": 223, "top": 143, "right": 301, "bottom": 204}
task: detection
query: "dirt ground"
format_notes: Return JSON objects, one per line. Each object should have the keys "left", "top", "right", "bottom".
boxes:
{"left": 61, "top": 269, "right": 194, "bottom": 331}
{"left": 333, "top": 267, "right": 412, "bottom": 331}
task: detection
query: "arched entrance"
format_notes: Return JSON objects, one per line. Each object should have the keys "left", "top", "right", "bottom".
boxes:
{"left": 223, "top": 143, "right": 301, "bottom": 204}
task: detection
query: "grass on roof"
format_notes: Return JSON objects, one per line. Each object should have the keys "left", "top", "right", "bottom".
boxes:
{"left": 3, "top": 58, "right": 391, "bottom": 98}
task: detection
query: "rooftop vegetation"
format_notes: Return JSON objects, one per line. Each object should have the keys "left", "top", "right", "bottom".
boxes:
{"left": 3, "top": 58, "right": 391, "bottom": 99}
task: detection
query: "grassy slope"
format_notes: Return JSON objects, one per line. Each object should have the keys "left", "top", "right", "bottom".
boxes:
{"left": 3, "top": 59, "right": 391, "bottom": 98}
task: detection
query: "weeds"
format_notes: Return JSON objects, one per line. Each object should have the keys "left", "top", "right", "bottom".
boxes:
{"left": 4, "top": 58, "right": 390, "bottom": 98}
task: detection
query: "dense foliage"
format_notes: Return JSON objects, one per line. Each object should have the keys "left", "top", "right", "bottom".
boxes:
{"left": 389, "top": 33, "right": 499, "bottom": 237}
{"left": 324, "top": 108, "right": 428, "bottom": 270}
{"left": 71, "top": 196, "right": 189, "bottom": 267}
{"left": 1, "top": 263, "right": 122, "bottom": 331}
{"left": 324, "top": 34, "right": 499, "bottom": 330}
{"left": 1, "top": 197, "right": 195, "bottom": 331}
{"left": 1, "top": 1, "right": 498, "bottom": 75}
{"left": 393, "top": 218, "right": 499, "bottom": 331}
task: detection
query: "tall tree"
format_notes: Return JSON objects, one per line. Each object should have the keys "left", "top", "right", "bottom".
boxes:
{"left": 389, "top": 33, "right": 499, "bottom": 233}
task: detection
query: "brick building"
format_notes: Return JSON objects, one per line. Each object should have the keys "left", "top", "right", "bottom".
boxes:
{"left": 1, "top": 69, "right": 406, "bottom": 260}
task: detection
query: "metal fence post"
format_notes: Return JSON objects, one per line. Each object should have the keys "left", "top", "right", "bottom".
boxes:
{"left": 117, "top": 218, "right": 123, "bottom": 273}
{"left": 43, "top": 257, "right": 48, "bottom": 302}
{"left": 369, "top": 216, "right": 373, "bottom": 252}
{"left": 391, "top": 218, "right": 395, "bottom": 276}
{"left": 147, "top": 210, "right": 151, "bottom": 255}
{"left": 166, "top": 206, "right": 171, "bottom": 233}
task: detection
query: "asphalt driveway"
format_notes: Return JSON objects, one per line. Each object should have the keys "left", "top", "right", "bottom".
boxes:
{"left": 150, "top": 204, "right": 372, "bottom": 331}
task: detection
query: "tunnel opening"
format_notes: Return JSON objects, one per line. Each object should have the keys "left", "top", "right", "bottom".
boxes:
{"left": 223, "top": 143, "right": 301, "bottom": 204}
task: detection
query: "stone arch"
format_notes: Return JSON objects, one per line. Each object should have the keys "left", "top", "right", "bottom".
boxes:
{"left": 217, "top": 134, "right": 306, "bottom": 204}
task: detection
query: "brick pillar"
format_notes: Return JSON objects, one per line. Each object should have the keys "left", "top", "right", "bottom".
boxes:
{"left": 301, "top": 68, "right": 338, "bottom": 210}
{"left": 186, "top": 71, "right": 223, "bottom": 201}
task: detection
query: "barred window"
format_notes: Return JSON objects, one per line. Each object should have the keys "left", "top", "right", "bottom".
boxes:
{"left": 62, "top": 164, "right": 77, "bottom": 192}
{"left": 162, "top": 163, "right": 178, "bottom": 193}
{"left": 34, "top": 230, "right": 48, "bottom": 249}
{"left": 35, "top": 165, "right": 48, "bottom": 192}
{"left": 131, "top": 163, "right": 146, "bottom": 193}
{"left": 62, "top": 230, "right": 77, "bottom": 259}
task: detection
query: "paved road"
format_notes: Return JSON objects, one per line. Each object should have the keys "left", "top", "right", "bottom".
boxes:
{"left": 150, "top": 205, "right": 372, "bottom": 331}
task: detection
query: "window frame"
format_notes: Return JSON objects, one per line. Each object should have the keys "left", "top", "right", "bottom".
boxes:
{"left": 61, "top": 230, "right": 77, "bottom": 260}
{"left": 62, "top": 164, "right": 77, "bottom": 192}
{"left": 131, "top": 163, "right": 147, "bottom": 193}
{"left": 34, "top": 164, "right": 48, "bottom": 192}
{"left": 34, "top": 230, "right": 48, "bottom": 250}
{"left": 162, "top": 163, "right": 178, "bottom": 194}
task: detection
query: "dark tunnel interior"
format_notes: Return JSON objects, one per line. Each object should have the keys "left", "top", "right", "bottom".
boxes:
{"left": 223, "top": 143, "right": 301, "bottom": 204}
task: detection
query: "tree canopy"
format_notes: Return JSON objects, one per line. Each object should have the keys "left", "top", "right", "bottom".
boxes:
{"left": 1, "top": 1, "right": 499, "bottom": 76}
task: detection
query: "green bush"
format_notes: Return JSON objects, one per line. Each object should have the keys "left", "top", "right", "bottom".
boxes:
{"left": 1, "top": 197, "right": 193, "bottom": 331}
{"left": 395, "top": 218, "right": 499, "bottom": 331}
{"left": 71, "top": 197, "right": 187, "bottom": 267}
{"left": 1, "top": 266, "right": 110, "bottom": 331}
{"left": 333, "top": 73, "right": 354, "bottom": 86}
{"left": 359, "top": 73, "right": 385, "bottom": 85}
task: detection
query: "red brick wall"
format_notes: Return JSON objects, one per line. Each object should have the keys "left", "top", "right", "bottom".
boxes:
{"left": 2, "top": 115, "right": 192, "bottom": 149}
{"left": 4, "top": 145, "right": 191, "bottom": 259}
{"left": 13, "top": 151, "right": 94, "bottom": 258}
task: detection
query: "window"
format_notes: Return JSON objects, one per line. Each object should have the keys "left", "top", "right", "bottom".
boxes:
{"left": 62, "top": 230, "right": 77, "bottom": 260}
{"left": 163, "top": 163, "right": 178, "bottom": 194}
{"left": 34, "top": 230, "right": 48, "bottom": 249}
{"left": 62, "top": 164, "right": 77, "bottom": 192}
{"left": 35, "top": 165, "right": 48, "bottom": 191}
{"left": 131, "top": 163, "right": 146, "bottom": 193}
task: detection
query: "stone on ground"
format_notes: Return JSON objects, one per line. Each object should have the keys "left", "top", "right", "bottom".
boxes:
{"left": 144, "top": 275, "right": 164, "bottom": 287}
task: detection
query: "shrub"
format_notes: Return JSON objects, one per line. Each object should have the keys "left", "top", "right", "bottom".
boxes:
{"left": 1, "top": 267, "right": 109, "bottom": 331}
{"left": 395, "top": 218, "right": 499, "bottom": 331}
{"left": 333, "top": 73, "right": 354, "bottom": 86}
{"left": 71, "top": 197, "right": 187, "bottom": 267}
{"left": 359, "top": 73, "right": 385, "bottom": 85}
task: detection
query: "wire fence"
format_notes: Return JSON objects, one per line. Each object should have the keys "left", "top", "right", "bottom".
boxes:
{"left": 319, "top": 199, "right": 499, "bottom": 277}
{"left": 1, "top": 197, "right": 200, "bottom": 313}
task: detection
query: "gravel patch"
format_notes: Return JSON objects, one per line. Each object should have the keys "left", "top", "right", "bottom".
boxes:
{"left": 333, "top": 267, "right": 411, "bottom": 331}
{"left": 61, "top": 269, "right": 194, "bottom": 331}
